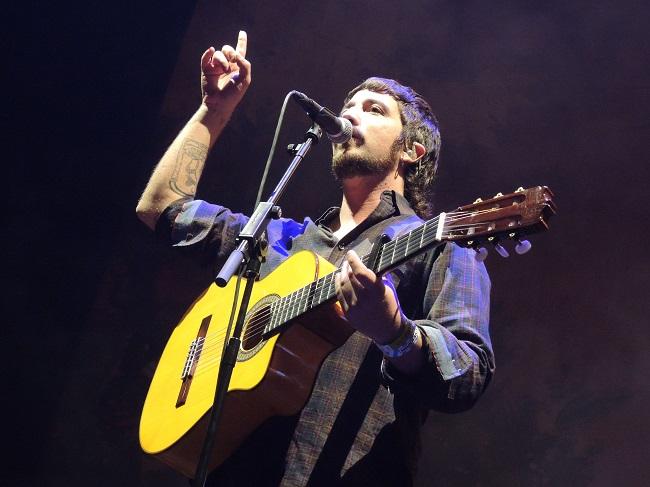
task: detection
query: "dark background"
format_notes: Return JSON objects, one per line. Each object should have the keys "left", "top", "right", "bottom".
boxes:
{"left": 8, "top": 0, "right": 649, "bottom": 485}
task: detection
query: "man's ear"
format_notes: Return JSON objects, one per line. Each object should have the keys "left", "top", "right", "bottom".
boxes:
{"left": 402, "top": 142, "right": 426, "bottom": 163}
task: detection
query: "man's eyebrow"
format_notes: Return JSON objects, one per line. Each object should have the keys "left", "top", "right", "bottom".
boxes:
{"left": 366, "top": 97, "right": 390, "bottom": 112}
{"left": 341, "top": 97, "right": 391, "bottom": 113}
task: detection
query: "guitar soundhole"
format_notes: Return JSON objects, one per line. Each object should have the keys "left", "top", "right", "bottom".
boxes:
{"left": 242, "top": 305, "right": 270, "bottom": 350}
{"left": 240, "top": 294, "right": 279, "bottom": 355}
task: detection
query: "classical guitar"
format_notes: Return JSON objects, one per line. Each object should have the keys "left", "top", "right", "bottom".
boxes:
{"left": 139, "top": 186, "right": 556, "bottom": 477}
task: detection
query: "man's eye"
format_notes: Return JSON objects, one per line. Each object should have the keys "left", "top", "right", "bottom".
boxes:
{"left": 370, "top": 105, "right": 384, "bottom": 114}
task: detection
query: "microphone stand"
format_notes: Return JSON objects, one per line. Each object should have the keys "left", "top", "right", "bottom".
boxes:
{"left": 192, "top": 123, "right": 323, "bottom": 487}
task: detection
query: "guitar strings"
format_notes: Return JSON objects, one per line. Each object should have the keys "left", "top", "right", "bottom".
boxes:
{"left": 169, "top": 205, "right": 523, "bottom": 394}
{"left": 187, "top": 208, "right": 505, "bottom": 377}
{"left": 186, "top": 211, "right": 498, "bottom": 369}
{"left": 193, "top": 214, "right": 441, "bottom": 354}
{"left": 194, "top": 213, "right": 497, "bottom": 360}
{"left": 230, "top": 210, "right": 496, "bottom": 340}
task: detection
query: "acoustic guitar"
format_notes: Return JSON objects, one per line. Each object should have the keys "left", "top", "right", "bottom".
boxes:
{"left": 139, "top": 186, "right": 556, "bottom": 477}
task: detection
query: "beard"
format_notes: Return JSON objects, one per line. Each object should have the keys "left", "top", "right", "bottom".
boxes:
{"left": 331, "top": 139, "right": 402, "bottom": 181}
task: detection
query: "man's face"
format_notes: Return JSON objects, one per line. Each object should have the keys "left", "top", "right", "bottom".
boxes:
{"left": 331, "top": 89, "right": 404, "bottom": 180}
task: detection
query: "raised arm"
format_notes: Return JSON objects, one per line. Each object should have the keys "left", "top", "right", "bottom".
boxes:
{"left": 136, "top": 31, "right": 251, "bottom": 230}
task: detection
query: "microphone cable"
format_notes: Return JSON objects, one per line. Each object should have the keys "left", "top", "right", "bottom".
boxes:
{"left": 253, "top": 90, "right": 299, "bottom": 209}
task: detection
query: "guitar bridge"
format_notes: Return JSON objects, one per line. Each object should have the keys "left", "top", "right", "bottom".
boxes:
{"left": 180, "top": 338, "right": 203, "bottom": 380}
{"left": 176, "top": 315, "right": 211, "bottom": 407}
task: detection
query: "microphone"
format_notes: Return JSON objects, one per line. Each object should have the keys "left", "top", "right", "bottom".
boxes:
{"left": 292, "top": 91, "right": 353, "bottom": 143}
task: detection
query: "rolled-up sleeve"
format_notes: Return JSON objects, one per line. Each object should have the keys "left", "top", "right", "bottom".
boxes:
{"left": 155, "top": 199, "right": 250, "bottom": 267}
{"left": 382, "top": 242, "right": 494, "bottom": 412}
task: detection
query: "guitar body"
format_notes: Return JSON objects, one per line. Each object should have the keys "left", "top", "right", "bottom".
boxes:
{"left": 139, "top": 250, "right": 353, "bottom": 478}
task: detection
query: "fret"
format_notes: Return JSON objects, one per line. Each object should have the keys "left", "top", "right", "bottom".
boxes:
{"left": 375, "top": 245, "right": 384, "bottom": 273}
{"left": 308, "top": 280, "right": 318, "bottom": 308}
{"left": 325, "top": 272, "right": 335, "bottom": 301}
{"left": 419, "top": 220, "right": 427, "bottom": 249}
{"left": 288, "top": 289, "right": 297, "bottom": 321}
{"left": 316, "top": 276, "right": 325, "bottom": 305}
{"left": 280, "top": 294, "right": 288, "bottom": 324}
{"left": 315, "top": 279, "right": 323, "bottom": 304}
{"left": 423, "top": 221, "right": 434, "bottom": 246}
{"left": 297, "top": 286, "right": 305, "bottom": 314}
{"left": 411, "top": 225, "right": 424, "bottom": 254}
{"left": 281, "top": 293, "right": 290, "bottom": 323}
{"left": 299, "top": 283, "right": 308, "bottom": 314}
{"left": 272, "top": 302, "right": 280, "bottom": 331}
{"left": 405, "top": 229, "right": 412, "bottom": 257}
{"left": 301, "top": 283, "right": 310, "bottom": 314}
{"left": 321, "top": 274, "right": 330, "bottom": 303}
{"left": 273, "top": 299, "right": 281, "bottom": 329}
{"left": 282, "top": 293, "right": 293, "bottom": 323}
{"left": 425, "top": 220, "right": 437, "bottom": 245}
{"left": 376, "top": 245, "right": 384, "bottom": 269}
{"left": 295, "top": 287, "right": 303, "bottom": 317}
{"left": 380, "top": 240, "right": 392, "bottom": 269}
{"left": 326, "top": 273, "right": 333, "bottom": 300}
{"left": 275, "top": 300, "right": 281, "bottom": 328}
{"left": 293, "top": 287, "right": 302, "bottom": 318}
{"left": 268, "top": 302, "right": 277, "bottom": 332}
{"left": 304, "top": 282, "right": 312, "bottom": 311}
{"left": 395, "top": 232, "right": 408, "bottom": 261}
{"left": 322, "top": 274, "right": 331, "bottom": 302}
{"left": 292, "top": 288, "right": 301, "bottom": 319}
{"left": 390, "top": 235, "right": 397, "bottom": 264}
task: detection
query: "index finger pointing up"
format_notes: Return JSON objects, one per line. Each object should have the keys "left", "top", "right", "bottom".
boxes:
{"left": 236, "top": 30, "right": 248, "bottom": 58}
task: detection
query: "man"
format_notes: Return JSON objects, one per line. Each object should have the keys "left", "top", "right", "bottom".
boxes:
{"left": 137, "top": 31, "right": 493, "bottom": 486}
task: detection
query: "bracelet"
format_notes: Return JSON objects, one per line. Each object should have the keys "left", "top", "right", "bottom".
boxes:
{"left": 375, "top": 319, "right": 420, "bottom": 359}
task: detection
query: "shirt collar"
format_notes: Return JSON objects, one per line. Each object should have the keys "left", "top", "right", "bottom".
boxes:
{"left": 314, "top": 190, "right": 416, "bottom": 229}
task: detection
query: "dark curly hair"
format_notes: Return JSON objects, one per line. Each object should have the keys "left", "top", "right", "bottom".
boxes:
{"left": 343, "top": 77, "right": 441, "bottom": 219}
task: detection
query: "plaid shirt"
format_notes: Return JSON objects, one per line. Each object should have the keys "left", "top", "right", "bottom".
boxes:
{"left": 156, "top": 190, "right": 494, "bottom": 486}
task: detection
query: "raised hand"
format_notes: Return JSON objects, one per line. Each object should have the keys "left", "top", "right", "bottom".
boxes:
{"left": 200, "top": 30, "right": 251, "bottom": 111}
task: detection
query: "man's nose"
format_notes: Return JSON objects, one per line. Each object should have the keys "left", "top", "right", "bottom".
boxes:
{"left": 341, "top": 111, "right": 361, "bottom": 127}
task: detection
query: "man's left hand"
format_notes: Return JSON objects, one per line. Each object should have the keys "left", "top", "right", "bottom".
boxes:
{"left": 335, "top": 250, "right": 403, "bottom": 345}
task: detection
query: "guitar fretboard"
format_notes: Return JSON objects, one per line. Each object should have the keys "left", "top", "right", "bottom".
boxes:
{"left": 263, "top": 213, "right": 447, "bottom": 338}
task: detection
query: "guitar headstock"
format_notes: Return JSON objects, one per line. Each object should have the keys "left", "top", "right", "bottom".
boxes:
{"left": 442, "top": 186, "right": 556, "bottom": 260}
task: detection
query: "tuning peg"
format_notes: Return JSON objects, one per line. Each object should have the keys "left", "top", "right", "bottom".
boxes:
{"left": 494, "top": 192, "right": 504, "bottom": 198}
{"left": 493, "top": 243, "right": 510, "bottom": 258}
{"left": 515, "top": 239, "right": 532, "bottom": 255}
{"left": 515, "top": 186, "right": 525, "bottom": 193}
{"left": 474, "top": 246, "right": 488, "bottom": 262}
{"left": 473, "top": 197, "right": 483, "bottom": 204}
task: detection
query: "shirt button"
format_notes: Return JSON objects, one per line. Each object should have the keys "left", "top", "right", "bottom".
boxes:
{"left": 338, "top": 243, "right": 345, "bottom": 250}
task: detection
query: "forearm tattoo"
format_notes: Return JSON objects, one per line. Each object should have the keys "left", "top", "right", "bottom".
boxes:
{"left": 170, "top": 139, "right": 208, "bottom": 197}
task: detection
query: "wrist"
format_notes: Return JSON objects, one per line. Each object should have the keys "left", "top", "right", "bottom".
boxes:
{"left": 374, "top": 317, "right": 420, "bottom": 359}
{"left": 198, "top": 100, "right": 235, "bottom": 119}
{"left": 194, "top": 103, "right": 234, "bottom": 138}
{"left": 373, "top": 314, "right": 404, "bottom": 346}
{"left": 201, "top": 92, "right": 242, "bottom": 116}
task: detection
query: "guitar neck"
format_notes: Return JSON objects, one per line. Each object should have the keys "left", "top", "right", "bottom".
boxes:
{"left": 263, "top": 214, "right": 445, "bottom": 338}
{"left": 263, "top": 185, "right": 556, "bottom": 338}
